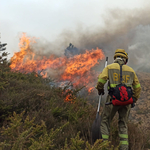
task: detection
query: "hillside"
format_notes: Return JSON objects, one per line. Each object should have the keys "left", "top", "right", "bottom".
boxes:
{"left": 130, "top": 72, "right": 150, "bottom": 128}
{"left": 0, "top": 57, "right": 149, "bottom": 149}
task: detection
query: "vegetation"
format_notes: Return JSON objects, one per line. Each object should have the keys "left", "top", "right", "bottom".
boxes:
{"left": 0, "top": 51, "right": 149, "bottom": 150}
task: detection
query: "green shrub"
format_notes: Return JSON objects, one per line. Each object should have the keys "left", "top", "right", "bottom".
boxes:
{"left": 0, "top": 50, "right": 149, "bottom": 149}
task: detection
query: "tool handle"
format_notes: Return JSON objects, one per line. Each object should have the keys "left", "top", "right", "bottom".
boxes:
{"left": 97, "top": 94, "right": 102, "bottom": 112}
{"left": 106, "top": 57, "right": 108, "bottom": 61}
{"left": 97, "top": 56, "right": 108, "bottom": 113}
{"left": 105, "top": 57, "right": 108, "bottom": 68}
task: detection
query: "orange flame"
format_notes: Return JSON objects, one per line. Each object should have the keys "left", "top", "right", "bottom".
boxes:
{"left": 10, "top": 33, "right": 105, "bottom": 91}
{"left": 65, "top": 94, "right": 74, "bottom": 102}
{"left": 60, "top": 47, "right": 105, "bottom": 87}
{"left": 88, "top": 87, "right": 95, "bottom": 93}
{"left": 10, "top": 33, "right": 66, "bottom": 73}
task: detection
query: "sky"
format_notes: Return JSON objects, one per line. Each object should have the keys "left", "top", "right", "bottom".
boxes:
{"left": 1, "top": 0, "right": 150, "bottom": 71}
{"left": 0, "top": 0, "right": 144, "bottom": 52}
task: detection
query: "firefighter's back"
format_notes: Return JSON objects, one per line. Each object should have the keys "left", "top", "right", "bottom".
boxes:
{"left": 107, "top": 62, "right": 135, "bottom": 88}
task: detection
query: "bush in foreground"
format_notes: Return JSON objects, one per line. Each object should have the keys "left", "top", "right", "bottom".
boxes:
{"left": 0, "top": 53, "right": 149, "bottom": 149}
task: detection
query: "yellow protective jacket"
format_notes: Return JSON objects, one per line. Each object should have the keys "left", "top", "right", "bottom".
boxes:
{"left": 96, "top": 59, "right": 141, "bottom": 101}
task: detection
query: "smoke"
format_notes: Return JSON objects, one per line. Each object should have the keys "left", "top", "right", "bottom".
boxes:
{"left": 49, "top": 7, "right": 150, "bottom": 72}
{"left": 19, "top": 6, "right": 150, "bottom": 73}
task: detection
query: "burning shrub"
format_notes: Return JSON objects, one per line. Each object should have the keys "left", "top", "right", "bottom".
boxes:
{"left": 0, "top": 34, "right": 149, "bottom": 149}
{"left": 10, "top": 33, "right": 105, "bottom": 93}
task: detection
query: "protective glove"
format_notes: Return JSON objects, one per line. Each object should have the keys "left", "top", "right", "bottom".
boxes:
{"left": 98, "top": 89, "right": 104, "bottom": 95}
{"left": 131, "top": 97, "right": 136, "bottom": 108}
{"left": 131, "top": 103, "right": 135, "bottom": 108}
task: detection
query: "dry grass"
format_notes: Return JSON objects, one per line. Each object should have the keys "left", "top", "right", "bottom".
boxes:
{"left": 0, "top": 55, "right": 149, "bottom": 149}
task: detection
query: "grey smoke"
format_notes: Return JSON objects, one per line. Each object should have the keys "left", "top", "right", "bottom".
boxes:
{"left": 55, "top": 7, "right": 150, "bottom": 72}
{"left": 27, "top": 6, "right": 150, "bottom": 73}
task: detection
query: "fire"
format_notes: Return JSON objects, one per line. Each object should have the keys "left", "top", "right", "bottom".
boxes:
{"left": 60, "top": 47, "right": 105, "bottom": 87}
{"left": 10, "top": 33, "right": 105, "bottom": 92}
{"left": 88, "top": 87, "right": 95, "bottom": 93}
{"left": 65, "top": 94, "right": 71, "bottom": 102}
{"left": 65, "top": 93, "right": 74, "bottom": 102}
{"left": 10, "top": 33, "right": 66, "bottom": 73}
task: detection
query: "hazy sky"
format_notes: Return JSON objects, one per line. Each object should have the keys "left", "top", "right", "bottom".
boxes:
{"left": 0, "top": 0, "right": 145, "bottom": 57}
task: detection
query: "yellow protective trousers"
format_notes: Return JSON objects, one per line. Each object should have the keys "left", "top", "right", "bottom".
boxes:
{"left": 100, "top": 95, "right": 131, "bottom": 150}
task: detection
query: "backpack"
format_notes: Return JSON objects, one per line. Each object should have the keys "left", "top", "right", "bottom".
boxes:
{"left": 109, "top": 64, "right": 133, "bottom": 106}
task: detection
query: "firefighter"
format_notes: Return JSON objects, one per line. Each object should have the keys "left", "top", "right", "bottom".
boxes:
{"left": 96, "top": 49, "right": 141, "bottom": 150}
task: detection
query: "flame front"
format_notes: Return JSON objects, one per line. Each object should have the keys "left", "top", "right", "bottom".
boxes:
{"left": 10, "top": 33, "right": 105, "bottom": 91}
{"left": 10, "top": 33, "right": 67, "bottom": 74}
{"left": 60, "top": 48, "right": 105, "bottom": 86}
